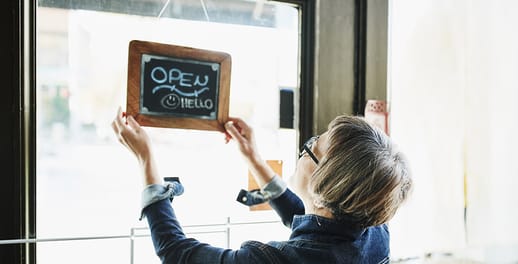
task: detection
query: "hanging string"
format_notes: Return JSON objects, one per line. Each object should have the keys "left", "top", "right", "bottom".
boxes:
{"left": 157, "top": 0, "right": 171, "bottom": 18}
{"left": 154, "top": 0, "right": 211, "bottom": 46}
{"left": 200, "top": 0, "right": 210, "bottom": 22}
{"left": 157, "top": 0, "right": 210, "bottom": 21}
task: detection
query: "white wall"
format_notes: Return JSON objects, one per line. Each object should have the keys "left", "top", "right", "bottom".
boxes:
{"left": 388, "top": 0, "right": 518, "bottom": 262}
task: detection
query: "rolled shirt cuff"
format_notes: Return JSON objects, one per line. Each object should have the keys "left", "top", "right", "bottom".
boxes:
{"left": 261, "top": 175, "right": 287, "bottom": 200}
{"left": 140, "top": 181, "right": 184, "bottom": 220}
{"left": 236, "top": 175, "right": 287, "bottom": 206}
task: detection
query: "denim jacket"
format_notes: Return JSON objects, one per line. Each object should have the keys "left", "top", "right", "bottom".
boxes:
{"left": 141, "top": 177, "right": 390, "bottom": 264}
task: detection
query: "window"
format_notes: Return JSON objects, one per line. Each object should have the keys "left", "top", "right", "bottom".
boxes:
{"left": 33, "top": 0, "right": 305, "bottom": 262}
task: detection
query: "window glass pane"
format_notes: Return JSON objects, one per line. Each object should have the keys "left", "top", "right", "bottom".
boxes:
{"left": 36, "top": 0, "right": 299, "bottom": 261}
{"left": 37, "top": 238, "right": 130, "bottom": 264}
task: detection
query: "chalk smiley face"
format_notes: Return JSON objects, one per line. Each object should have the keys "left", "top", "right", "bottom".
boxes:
{"left": 161, "top": 93, "right": 181, "bottom": 110}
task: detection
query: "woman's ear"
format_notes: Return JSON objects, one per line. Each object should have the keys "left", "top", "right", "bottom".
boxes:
{"left": 311, "top": 196, "right": 335, "bottom": 218}
{"left": 312, "top": 196, "right": 326, "bottom": 209}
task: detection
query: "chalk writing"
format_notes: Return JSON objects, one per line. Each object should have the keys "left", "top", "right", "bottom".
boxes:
{"left": 140, "top": 54, "right": 220, "bottom": 119}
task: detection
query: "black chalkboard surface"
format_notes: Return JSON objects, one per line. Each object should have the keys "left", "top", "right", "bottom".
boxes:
{"left": 127, "top": 40, "right": 231, "bottom": 131}
{"left": 141, "top": 54, "right": 220, "bottom": 119}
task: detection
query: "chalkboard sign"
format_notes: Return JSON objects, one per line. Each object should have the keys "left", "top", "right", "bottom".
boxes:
{"left": 126, "top": 40, "right": 231, "bottom": 131}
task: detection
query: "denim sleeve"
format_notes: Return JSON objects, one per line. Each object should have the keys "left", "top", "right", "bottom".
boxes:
{"left": 261, "top": 175, "right": 287, "bottom": 199}
{"left": 143, "top": 199, "right": 286, "bottom": 263}
{"left": 140, "top": 182, "right": 184, "bottom": 220}
{"left": 235, "top": 175, "right": 287, "bottom": 206}
{"left": 269, "top": 188, "right": 305, "bottom": 228}
{"left": 234, "top": 176, "right": 304, "bottom": 228}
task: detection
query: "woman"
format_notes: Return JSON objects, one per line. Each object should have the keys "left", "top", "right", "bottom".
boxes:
{"left": 111, "top": 107, "right": 412, "bottom": 263}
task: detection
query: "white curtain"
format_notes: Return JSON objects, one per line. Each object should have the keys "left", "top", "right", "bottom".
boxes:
{"left": 388, "top": 0, "right": 518, "bottom": 261}
{"left": 464, "top": 1, "right": 518, "bottom": 261}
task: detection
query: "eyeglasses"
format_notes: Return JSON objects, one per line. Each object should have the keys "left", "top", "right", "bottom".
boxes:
{"left": 299, "top": 135, "right": 320, "bottom": 165}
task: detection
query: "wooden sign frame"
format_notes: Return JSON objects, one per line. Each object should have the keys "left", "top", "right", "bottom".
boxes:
{"left": 127, "top": 40, "right": 231, "bottom": 131}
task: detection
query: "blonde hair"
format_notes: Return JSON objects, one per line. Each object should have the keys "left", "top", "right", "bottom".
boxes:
{"left": 309, "top": 115, "right": 412, "bottom": 227}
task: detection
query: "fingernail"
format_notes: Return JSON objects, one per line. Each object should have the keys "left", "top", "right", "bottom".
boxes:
{"left": 125, "top": 121, "right": 128, "bottom": 125}
{"left": 225, "top": 121, "right": 233, "bottom": 128}
{"left": 122, "top": 112, "right": 126, "bottom": 117}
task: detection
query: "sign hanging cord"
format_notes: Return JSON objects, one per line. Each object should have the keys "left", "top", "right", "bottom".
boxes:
{"left": 157, "top": 0, "right": 171, "bottom": 18}
{"left": 157, "top": 0, "right": 210, "bottom": 22}
{"left": 200, "top": 0, "right": 210, "bottom": 22}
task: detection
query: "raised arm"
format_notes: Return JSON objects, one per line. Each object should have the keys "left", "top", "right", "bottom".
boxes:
{"left": 111, "top": 107, "right": 161, "bottom": 187}
{"left": 224, "top": 118, "right": 276, "bottom": 187}
{"left": 225, "top": 118, "right": 304, "bottom": 227}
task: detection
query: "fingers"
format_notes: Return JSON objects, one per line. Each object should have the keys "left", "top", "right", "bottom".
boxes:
{"left": 111, "top": 119, "right": 120, "bottom": 134}
{"left": 227, "top": 117, "right": 251, "bottom": 132}
{"left": 112, "top": 106, "right": 136, "bottom": 148}
{"left": 113, "top": 107, "right": 127, "bottom": 132}
{"left": 224, "top": 131, "right": 232, "bottom": 144}
{"left": 126, "top": 115, "right": 140, "bottom": 131}
{"left": 112, "top": 107, "right": 123, "bottom": 135}
{"left": 113, "top": 107, "right": 141, "bottom": 133}
{"left": 225, "top": 121, "right": 245, "bottom": 144}
{"left": 112, "top": 108, "right": 127, "bottom": 146}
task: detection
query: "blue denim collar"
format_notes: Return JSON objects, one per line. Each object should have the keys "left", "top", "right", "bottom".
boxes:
{"left": 290, "top": 214, "right": 365, "bottom": 242}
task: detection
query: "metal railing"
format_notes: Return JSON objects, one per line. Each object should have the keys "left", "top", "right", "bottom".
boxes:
{"left": 0, "top": 217, "right": 281, "bottom": 264}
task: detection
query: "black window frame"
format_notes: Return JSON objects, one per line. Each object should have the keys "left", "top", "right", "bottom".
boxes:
{"left": 0, "top": 0, "right": 315, "bottom": 263}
